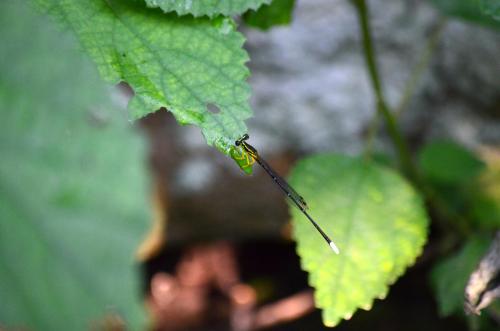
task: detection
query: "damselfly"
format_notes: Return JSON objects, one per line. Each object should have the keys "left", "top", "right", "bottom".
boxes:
{"left": 235, "top": 134, "right": 339, "bottom": 254}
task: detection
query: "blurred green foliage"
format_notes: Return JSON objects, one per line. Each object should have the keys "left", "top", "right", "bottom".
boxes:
{"left": 430, "top": 0, "right": 500, "bottom": 28}
{"left": 481, "top": 0, "right": 500, "bottom": 20}
{"left": 418, "top": 141, "right": 500, "bottom": 230}
{"left": 289, "top": 154, "right": 429, "bottom": 327}
{"left": 470, "top": 155, "right": 500, "bottom": 229}
{"left": 418, "top": 141, "right": 500, "bottom": 327}
{"left": 418, "top": 141, "right": 485, "bottom": 185}
{"left": 417, "top": 141, "right": 484, "bottom": 223}
{"left": 0, "top": 1, "right": 148, "bottom": 329}
{"left": 430, "top": 235, "right": 490, "bottom": 316}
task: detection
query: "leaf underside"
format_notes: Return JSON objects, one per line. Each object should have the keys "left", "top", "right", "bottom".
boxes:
{"left": 289, "top": 154, "right": 429, "bottom": 327}
{"left": 33, "top": 0, "right": 253, "bottom": 154}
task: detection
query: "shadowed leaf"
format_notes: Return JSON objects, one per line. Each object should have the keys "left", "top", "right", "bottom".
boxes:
{"left": 431, "top": 235, "right": 490, "bottom": 317}
{"left": 418, "top": 140, "right": 485, "bottom": 185}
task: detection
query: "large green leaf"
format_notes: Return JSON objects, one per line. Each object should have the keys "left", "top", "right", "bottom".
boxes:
{"left": 144, "top": 0, "right": 270, "bottom": 17}
{"left": 430, "top": 235, "right": 490, "bottom": 317}
{"left": 0, "top": 1, "right": 147, "bottom": 329}
{"left": 430, "top": 0, "right": 500, "bottom": 29}
{"left": 289, "top": 154, "right": 429, "bottom": 327}
{"left": 33, "top": 0, "right": 252, "bottom": 155}
{"left": 243, "top": 0, "right": 296, "bottom": 30}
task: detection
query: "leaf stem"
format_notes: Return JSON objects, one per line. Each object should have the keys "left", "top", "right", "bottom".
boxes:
{"left": 352, "top": 0, "right": 417, "bottom": 180}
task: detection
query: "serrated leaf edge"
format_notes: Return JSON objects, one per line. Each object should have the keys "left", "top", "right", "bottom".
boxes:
{"left": 145, "top": 0, "right": 273, "bottom": 18}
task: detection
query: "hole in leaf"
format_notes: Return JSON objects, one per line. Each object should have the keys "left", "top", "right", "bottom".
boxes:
{"left": 206, "top": 103, "right": 221, "bottom": 114}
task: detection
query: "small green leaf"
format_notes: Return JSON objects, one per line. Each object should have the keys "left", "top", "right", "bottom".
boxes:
{"left": 480, "top": 0, "right": 500, "bottom": 21}
{"left": 0, "top": 2, "right": 147, "bottom": 329}
{"left": 243, "top": 0, "right": 295, "bottom": 30}
{"left": 33, "top": 0, "right": 253, "bottom": 154}
{"left": 430, "top": 236, "right": 490, "bottom": 317}
{"left": 430, "top": 0, "right": 500, "bottom": 29}
{"left": 418, "top": 140, "right": 485, "bottom": 185}
{"left": 289, "top": 154, "right": 429, "bottom": 327}
{"left": 144, "top": 0, "right": 271, "bottom": 17}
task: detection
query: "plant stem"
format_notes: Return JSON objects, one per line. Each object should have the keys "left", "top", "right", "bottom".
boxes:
{"left": 365, "top": 19, "right": 445, "bottom": 160}
{"left": 352, "top": 0, "right": 416, "bottom": 180}
{"left": 352, "top": 1, "right": 472, "bottom": 237}
{"left": 395, "top": 18, "right": 447, "bottom": 118}
{"left": 363, "top": 111, "right": 380, "bottom": 159}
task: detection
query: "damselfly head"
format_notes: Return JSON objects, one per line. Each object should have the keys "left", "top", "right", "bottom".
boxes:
{"left": 235, "top": 134, "right": 250, "bottom": 146}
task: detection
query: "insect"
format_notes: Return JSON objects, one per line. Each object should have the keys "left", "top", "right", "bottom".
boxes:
{"left": 230, "top": 143, "right": 255, "bottom": 175}
{"left": 235, "top": 134, "right": 339, "bottom": 254}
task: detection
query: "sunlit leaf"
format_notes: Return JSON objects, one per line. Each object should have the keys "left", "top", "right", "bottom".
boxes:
{"left": 144, "top": 0, "right": 271, "bottom": 17}
{"left": 289, "top": 154, "right": 429, "bottom": 327}
{"left": 0, "top": 2, "right": 147, "bottom": 329}
{"left": 32, "top": 0, "right": 253, "bottom": 154}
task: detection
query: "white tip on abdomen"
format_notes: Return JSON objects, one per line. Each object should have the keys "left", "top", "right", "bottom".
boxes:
{"left": 329, "top": 241, "right": 340, "bottom": 254}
